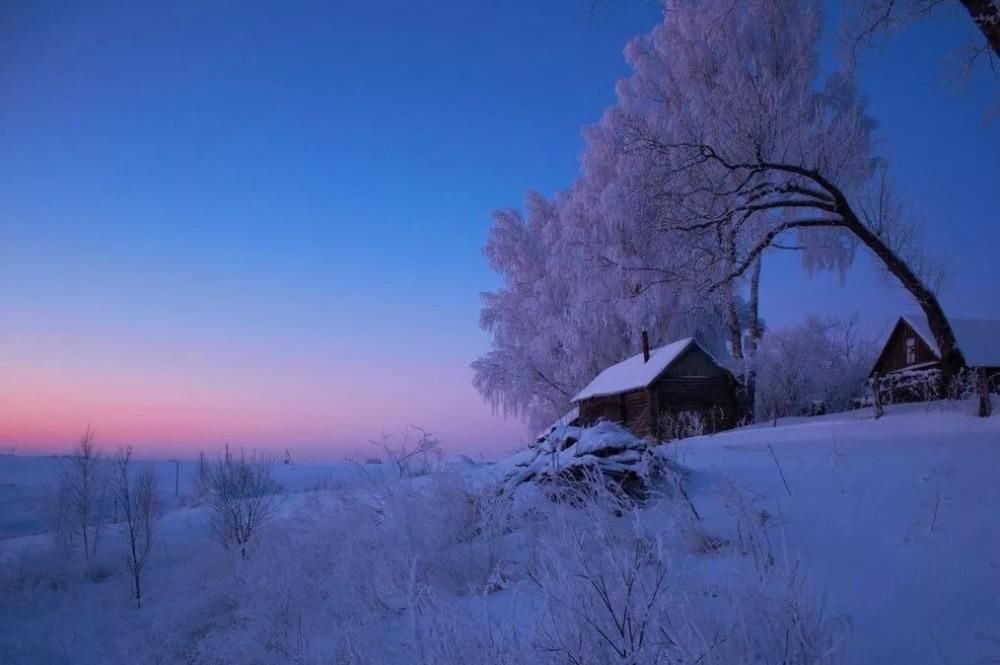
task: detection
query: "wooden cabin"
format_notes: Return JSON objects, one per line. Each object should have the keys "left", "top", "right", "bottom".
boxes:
{"left": 871, "top": 315, "right": 1000, "bottom": 401}
{"left": 572, "top": 336, "right": 740, "bottom": 440}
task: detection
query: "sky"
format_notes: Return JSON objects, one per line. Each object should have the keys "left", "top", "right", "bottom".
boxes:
{"left": 1, "top": 1, "right": 997, "bottom": 460}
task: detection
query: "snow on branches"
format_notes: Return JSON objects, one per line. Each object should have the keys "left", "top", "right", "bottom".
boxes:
{"left": 475, "top": 0, "right": 965, "bottom": 428}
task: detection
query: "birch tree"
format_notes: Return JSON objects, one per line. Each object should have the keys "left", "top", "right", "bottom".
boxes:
{"left": 56, "top": 428, "right": 108, "bottom": 560}
{"left": 112, "top": 446, "right": 159, "bottom": 609}
{"left": 473, "top": 188, "right": 731, "bottom": 431}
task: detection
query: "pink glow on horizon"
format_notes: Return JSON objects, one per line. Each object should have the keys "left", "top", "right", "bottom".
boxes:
{"left": 0, "top": 357, "right": 529, "bottom": 461}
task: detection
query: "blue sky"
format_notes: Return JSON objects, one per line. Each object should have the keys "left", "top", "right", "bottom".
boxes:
{"left": 0, "top": 1, "right": 997, "bottom": 457}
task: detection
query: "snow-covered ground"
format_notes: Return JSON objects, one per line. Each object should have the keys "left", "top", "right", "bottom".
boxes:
{"left": 0, "top": 455, "right": 384, "bottom": 540}
{"left": 0, "top": 403, "right": 997, "bottom": 664}
{"left": 676, "top": 403, "right": 1000, "bottom": 664}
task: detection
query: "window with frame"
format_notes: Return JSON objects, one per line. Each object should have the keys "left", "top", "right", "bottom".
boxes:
{"left": 905, "top": 337, "right": 916, "bottom": 365}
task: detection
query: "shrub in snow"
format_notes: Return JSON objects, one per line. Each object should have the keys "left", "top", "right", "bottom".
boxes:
{"left": 206, "top": 454, "right": 283, "bottom": 560}
{"left": 658, "top": 409, "right": 709, "bottom": 441}
{"left": 0, "top": 545, "right": 77, "bottom": 595}
{"left": 524, "top": 475, "right": 844, "bottom": 665}
{"left": 372, "top": 426, "right": 446, "bottom": 478}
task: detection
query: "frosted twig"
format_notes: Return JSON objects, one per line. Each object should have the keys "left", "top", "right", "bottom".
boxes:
{"left": 767, "top": 444, "right": 792, "bottom": 496}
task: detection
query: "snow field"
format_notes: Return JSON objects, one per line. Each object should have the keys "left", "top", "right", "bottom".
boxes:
{"left": 1, "top": 402, "right": 997, "bottom": 664}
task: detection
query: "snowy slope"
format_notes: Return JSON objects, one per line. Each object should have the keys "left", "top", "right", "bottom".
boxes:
{"left": 675, "top": 404, "right": 1000, "bottom": 665}
{"left": 1, "top": 405, "right": 997, "bottom": 664}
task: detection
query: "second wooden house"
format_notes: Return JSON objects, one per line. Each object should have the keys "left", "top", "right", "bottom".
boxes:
{"left": 871, "top": 315, "right": 1000, "bottom": 402}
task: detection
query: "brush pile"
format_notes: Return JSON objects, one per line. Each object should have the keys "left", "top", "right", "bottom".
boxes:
{"left": 501, "top": 421, "right": 670, "bottom": 499}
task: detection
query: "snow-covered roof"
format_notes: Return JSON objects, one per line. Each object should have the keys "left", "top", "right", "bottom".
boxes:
{"left": 572, "top": 337, "right": 704, "bottom": 403}
{"left": 901, "top": 315, "right": 1000, "bottom": 367}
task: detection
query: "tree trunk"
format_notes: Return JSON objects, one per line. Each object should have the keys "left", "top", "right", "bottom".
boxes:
{"left": 746, "top": 256, "right": 762, "bottom": 356}
{"left": 977, "top": 367, "right": 993, "bottom": 418}
{"left": 959, "top": 0, "right": 1000, "bottom": 59}
{"left": 725, "top": 297, "right": 743, "bottom": 359}
{"left": 872, "top": 372, "right": 884, "bottom": 419}
{"left": 720, "top": 221, "right": 751, "bottom": 422}
{"left": 82, "top": 519, "right": 90, "bottom": 561}
{"left": 743, "top": 256, "right": 762, "bottom": 421}
{"left": 721, "top": 222, "right": 745, "bottom": 362}
{"left": 839, "top": 208, "right": 966, "bottom": 381}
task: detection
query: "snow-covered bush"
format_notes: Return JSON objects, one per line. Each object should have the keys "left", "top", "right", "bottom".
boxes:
{"left": 206, "top": 454, "right": 283, "bottom": 559}
{"left": 524, "top": 474, "right": 844, "bottom": 665}
{"left": 658, "top": 409, "right": 708, "bottom": 441}
{"left": 372, "top": 426, "right": 446, "bottom": 478}
{"left": 755, "top": 316, "right": 876, "bottom": 421}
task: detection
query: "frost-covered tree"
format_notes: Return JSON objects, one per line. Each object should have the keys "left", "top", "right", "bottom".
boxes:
{"left": 475, "top": 4, "right": 777, "bottom": 430}
{"left": 206, "top": 454, "right": 283, "bottom": 560}
{"left": 618, "top": 0, "right": 964, "bottom": 381}
{"left": 112, "top": 446, "right": 159, "bottom": 609}
{"left": 473, "top": 188, "right": 732, "bottom": 431}
{"left": 473, "top": 194, "right": 577, "bottom": 429}
{"left": 755, "top": 316, "right": 877, "bottom": 422}
{"left": 55, "top": 428, "right": 108, "bottom": 560}
{"left": 475, "top": 0, "right": 962, "bottom": 427}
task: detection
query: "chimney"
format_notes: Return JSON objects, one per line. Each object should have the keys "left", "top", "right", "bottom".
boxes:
{"left": 641, "top": 330, "right": 650, "bottom": 363}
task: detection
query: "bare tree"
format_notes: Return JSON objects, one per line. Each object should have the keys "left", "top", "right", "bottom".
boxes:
{"left": 373, "top": 427, "right": 444, "bottom": 478}
{"left": 193, "top": 451, "right": 210, "bottom": 501}
{"left": 664, "top": 145, "right": 966, "bottom": 382}
{"left": 112, "top": 446, "right": 159, "bottom": 608}
{"left": 206, "top": 453, "right": 283, "bottom": 559}
{"left": 56, "top": 427, "right": 108, "bottom": 560}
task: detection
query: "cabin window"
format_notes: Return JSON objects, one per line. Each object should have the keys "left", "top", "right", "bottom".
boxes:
{"left": 905, "top": 337, "right": 916, "bottom": 364}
